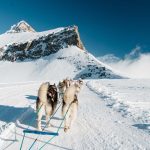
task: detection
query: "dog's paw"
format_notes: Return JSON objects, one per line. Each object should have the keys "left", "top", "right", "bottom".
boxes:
{"left": 64, "top": 126, "right": 70, "bottom": 133}
{"left": 37, "top": 127, "right": 42, "bottom": 131}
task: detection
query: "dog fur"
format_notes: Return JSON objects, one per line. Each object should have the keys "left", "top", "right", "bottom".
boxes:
{"left": 36, "top": 82, "right": 58, "bottom": 131}
{"left": 62, "top": 80, "right": 83, "bottom": 132}
{"left": 57, "top": 78, "right": 74, "bottom": 102}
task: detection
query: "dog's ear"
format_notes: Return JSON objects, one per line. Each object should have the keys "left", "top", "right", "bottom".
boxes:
{"left": 79, "top": 80, "right": 83, "bottom": 85}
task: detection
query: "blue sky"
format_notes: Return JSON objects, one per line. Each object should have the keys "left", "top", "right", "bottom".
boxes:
{"left": 0, "top": 0, "right": 150, "bottom": 57}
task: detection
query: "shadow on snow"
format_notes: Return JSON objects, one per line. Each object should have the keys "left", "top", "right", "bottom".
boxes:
{"left": 133, "top": 124, "right": 150, "bottom": 133}
{"left": 25, "top": 95, "right": 37, "bottom": 101}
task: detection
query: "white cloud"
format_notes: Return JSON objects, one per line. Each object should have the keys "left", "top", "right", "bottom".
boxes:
{"left": 98, "top": 46, "right": 150, "bottom": 79}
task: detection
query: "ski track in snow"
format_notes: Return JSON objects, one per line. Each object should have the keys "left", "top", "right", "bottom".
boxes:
{"left": 0, "top": 82, "right": 150, "bottom": 150}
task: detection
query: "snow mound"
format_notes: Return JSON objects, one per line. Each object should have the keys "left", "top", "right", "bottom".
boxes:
{"left": 0, "top": 123, "right": 16, "bottom": 148}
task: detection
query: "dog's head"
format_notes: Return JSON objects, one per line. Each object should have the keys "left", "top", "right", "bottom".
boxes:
{"left": 74, "top": 80, "right": 83, "bottom": 93}
{"left": 58, "top": 81, "right": 66, "bottom": 93}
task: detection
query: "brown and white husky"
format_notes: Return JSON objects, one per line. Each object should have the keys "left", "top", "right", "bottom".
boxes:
{"left": 36, "top": 82, "right": 58, "bottom": 131}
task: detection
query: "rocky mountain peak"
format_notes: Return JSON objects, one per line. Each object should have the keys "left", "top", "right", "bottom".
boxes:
{"left": 6, "top": 20, "right": 36, "bottom": 33}
{"left": 1, "top": 24, "right": 85, "bottom": 61}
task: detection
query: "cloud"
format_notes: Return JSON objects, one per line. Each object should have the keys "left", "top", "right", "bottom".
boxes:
{"left": 98, "top": 46, "right": 150, "bottom": 79}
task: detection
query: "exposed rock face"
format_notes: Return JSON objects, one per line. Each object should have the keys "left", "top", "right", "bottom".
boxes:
{"left": 7, "top": 20, "right": 36, "bottom": 33}
{"left": 1, "top": 25, "right": 84, "bottom": 61}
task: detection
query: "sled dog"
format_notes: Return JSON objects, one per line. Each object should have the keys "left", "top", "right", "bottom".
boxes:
{"left": 36, "top": 82, "right": 58, "bottom": 131}
{"left": 62, "top": 80, "right": 83, "bottom": 132}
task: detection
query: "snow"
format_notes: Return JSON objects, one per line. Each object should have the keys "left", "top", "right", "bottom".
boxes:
{"left": 87, "top": 79, "right": 150, "bottom": 125}
{"left": 0, "top": 46, "right": 121, "bottom": 83}
{"left": 0, "top": 122, "right": 16, "bottom": 148}
{"left": 1, "top": 81, "right": 150, "bottom": 149}
{"left": 0, "top": 27, "right": 64, "bottom": 47}
{"left": 0, "top": 55, "right": 149, "bottom": 149}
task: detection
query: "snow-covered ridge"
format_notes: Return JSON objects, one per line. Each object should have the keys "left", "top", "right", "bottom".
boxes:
{"left": 0, "top": 27, "right": 65, "bottom": 48}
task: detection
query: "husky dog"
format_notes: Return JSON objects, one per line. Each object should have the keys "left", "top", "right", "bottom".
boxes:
{"left": 57, "top": 78, "right": 73, "bottom": 102}
{"left": 36, "top": 82, "right": 58, "bottom": 131}
{"left": 62, "top": 80, "right": 83, "bottom": 132}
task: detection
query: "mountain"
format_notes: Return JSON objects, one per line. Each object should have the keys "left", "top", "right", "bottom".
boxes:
{"left": 6, "top": 20, "right": 36, "bottom": 33}
{"left": 0, "top": 21, "right": 84, "bottom": 61}
{"left": 0, "top": 21, "right": 123, "bottom": 82}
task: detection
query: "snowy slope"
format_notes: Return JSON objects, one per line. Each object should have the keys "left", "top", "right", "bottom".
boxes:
{"left": 87, "top": 79, "right": 150, "bottom": 131}
{"left": 0, "top": 46, "right": 123, "bottom": 83}
{"left": 0, "top": 21, "right": 64, "bottom": 47}
{"left": 1, "top": 81, "right": 150, "bottom": 150}
{"left": 0, "top": 26, "right": 64, "bottom": 47}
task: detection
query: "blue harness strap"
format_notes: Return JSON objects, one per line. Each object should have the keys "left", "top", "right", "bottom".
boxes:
{"left": 38, "top": 103, "right": 72, "bottom": 150}
{"left": 19, "top": 103, "right": 43, "bottom": 150}
{"left": 23, "top": 129, "right": 59, "bottom": 136}
{"left": 28, "top": 103, "right": 62, "bottom": 150}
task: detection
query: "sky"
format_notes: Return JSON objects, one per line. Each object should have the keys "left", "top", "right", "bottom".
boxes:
{"left": 0, "top": 0, "right": 150, "bottom": 57}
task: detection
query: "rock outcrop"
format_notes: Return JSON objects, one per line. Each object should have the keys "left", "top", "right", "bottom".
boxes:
{"left": 0, "top": 22, "right": 84, "bottom": 61}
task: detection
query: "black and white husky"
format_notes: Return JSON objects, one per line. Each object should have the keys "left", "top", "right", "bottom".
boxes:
{"left": 62, "top": 80, "right": 83, "bottom": 132}
{"left": 36, "top": 82, "right": 58, "bottom": 131}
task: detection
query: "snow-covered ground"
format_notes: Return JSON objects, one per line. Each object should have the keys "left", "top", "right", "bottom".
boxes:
{"left": 0, "top": 80, "right": 150, "bottom": 150}
{"left": 87, "top": 79, "right": 150, "bottom": 128}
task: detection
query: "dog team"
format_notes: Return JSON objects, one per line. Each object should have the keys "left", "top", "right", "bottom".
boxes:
{"left": 36, "top": 78, "right": 83, "bottom": 132}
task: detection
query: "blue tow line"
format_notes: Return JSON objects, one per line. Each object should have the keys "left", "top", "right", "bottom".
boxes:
{"left": 28, "top": 102, "right": 62, "bottom": 150}
{"left": 19, "top": 101, "right": 71, "bottom": 150}
{"left": 19, "top": 103, "right": 43, "bottom": 150}
{"left": 38, "top": 103, "right": 72, "bottom": 150}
